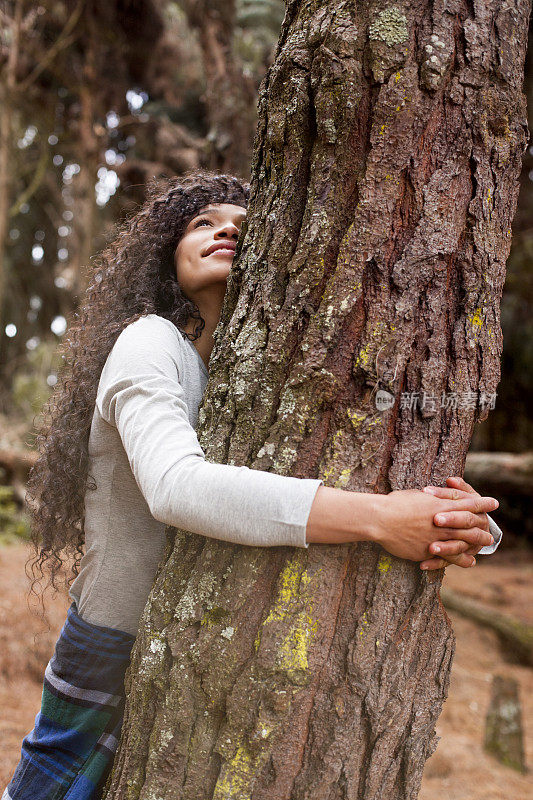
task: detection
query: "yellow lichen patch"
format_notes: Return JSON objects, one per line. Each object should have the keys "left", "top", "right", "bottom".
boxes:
{"left": 469, "top": 308, "right": 484, "bottom": 331}
{"left": 353, "top": 321, "right": 388, "bottom": 371}
{"left": 213, "top": 742, "right": 255, "bottom": 800}
{"left": 321, "top": 463, "right": 337, "bottom": 483}
{"left": 486, "top": 186, "right": 493, "bottom": 219}
{"left": 394, "top": 71, "right": 402, "bottom": 83}
{"left": 379, "top": 123, "right": 387, "bottom": 135}
{"left": 359, "top": 611, "right": 369, "bottom": 637}
{"left": 278, "top": 616, "right": 318, "bottom": 674}
{"left": 354, "top": 340, "right": 374, "bottom": 370}
{"left": 347, "top": 408, "right": 368, "bottom": 427}
{"left": 334, "top": 468, "right": 352, "bottom": 489}
{"left": 333, "top": 428, "right": 344, "bottom": 444}
{"left": 377, "top": 554, "right": 392, "bottom": 574}
{"left": 254, "top": 554, "right": 317, "bottom": 681}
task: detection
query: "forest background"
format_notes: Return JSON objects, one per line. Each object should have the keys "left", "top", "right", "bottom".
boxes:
{"left": 0, "top": 2, "right": 531, "bottom": 799}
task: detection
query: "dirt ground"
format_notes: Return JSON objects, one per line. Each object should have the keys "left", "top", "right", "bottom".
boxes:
{"left": 0, "top": 542, "right": 531, "bottom": 799}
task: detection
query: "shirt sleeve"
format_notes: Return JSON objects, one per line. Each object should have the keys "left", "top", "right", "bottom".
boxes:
{"left": 96, "top": 316, "right": 323, "bottom": 548}
{"left": 477, "top": 514, "right": 504, "bottom": 555}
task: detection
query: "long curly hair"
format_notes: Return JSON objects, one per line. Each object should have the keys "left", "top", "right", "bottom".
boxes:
{"left": 26, "top": 169, "right": 250, "bottom": 605}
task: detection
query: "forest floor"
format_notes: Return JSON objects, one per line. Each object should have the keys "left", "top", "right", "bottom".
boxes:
{"left": 0, "top": 541, "right": 531, "bottom": 799}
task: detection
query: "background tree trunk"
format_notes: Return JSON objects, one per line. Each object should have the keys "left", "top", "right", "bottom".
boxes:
{"left": 180, "top": 0, "right": 257, "bottom": 176}
{"left": 105, "top": 1, "right": 530, "bottom": 798}
{"left": 0, "top": 0, "right": 23, "bottom": 335}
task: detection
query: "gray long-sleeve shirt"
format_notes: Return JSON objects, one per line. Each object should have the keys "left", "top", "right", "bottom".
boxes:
{"left": 68, "top": 314, "right": 502, "bottom": 636}
{"left": 68, "top": 314, "right": 324, "bottom": 634}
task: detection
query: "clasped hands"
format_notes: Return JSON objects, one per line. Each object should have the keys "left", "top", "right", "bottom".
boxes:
{"left": 420, "top": 475, "right": 497, "bottom": 571}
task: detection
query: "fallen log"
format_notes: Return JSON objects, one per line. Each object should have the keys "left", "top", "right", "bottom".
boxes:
{"left": 464, "top": 451, "right": 533, "bottom": 495}
{"left": 440, "top": 587, "right": 533, "bottom": 667}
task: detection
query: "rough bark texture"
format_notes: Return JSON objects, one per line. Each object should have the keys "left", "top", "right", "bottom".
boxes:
{"left": 105, "top": 1, "right": 530, "bottom": 798}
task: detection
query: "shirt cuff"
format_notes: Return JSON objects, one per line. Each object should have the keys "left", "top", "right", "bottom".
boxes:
{"left": 477, "top": 514, "right": 503, "bottom": 555}
{"left": 293, "top": 478, "right": 324, "bottom": 549}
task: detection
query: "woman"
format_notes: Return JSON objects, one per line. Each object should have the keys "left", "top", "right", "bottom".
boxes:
{"left": 3, "top": 170, "right": 501, "bottom": 800}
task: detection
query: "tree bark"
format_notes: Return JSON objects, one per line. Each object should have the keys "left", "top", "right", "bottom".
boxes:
{"left": 105, "top": 1, "right": 530, "bottom": 798}
{"left": 69, "top": 17, "right": 99, "bottom": 299}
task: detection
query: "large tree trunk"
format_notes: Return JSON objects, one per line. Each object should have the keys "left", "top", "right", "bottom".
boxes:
{"left": 105, "top": 1, "right": 530, "bottom": 798}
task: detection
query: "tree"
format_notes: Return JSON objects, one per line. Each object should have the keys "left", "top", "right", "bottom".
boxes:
{"left": 105, "top": 1, "right": 530, "bottom": 798}
{"left": 179, "top": 0, "right": 259, "bottom": 176}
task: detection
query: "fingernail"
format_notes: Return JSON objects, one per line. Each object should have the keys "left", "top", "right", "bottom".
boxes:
{"left": 435, "top": 514, "right": 446, "bottom": 524}
{"left": 421, "top": 564, "right": 428, "bottom": 570}
{"left": 433, "top": 545, "right": 441, "bottom": 553}
{"left": 471, "top": 558, "right": 476, "bottom": 567}
{"left": 490, "top": 536, "right": 495, "bottom": 545}
{"left": 423, "top": 487, "right": 437, "bottom": 494}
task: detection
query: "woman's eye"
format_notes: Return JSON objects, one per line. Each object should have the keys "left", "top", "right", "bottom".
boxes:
{"left": 194, "top": 218, "right": 210, "bottom": 227}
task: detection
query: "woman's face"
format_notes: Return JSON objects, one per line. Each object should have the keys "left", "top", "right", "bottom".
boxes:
{"left": 174, "top": 203, "right": 247, "bottom": 299}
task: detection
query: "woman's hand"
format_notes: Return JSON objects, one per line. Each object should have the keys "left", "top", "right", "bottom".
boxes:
{"left": 373, "top": 484, "right": 497, "bottom": 566}
{"left": 418, "top": 476, "right": 496, "bottom": 570}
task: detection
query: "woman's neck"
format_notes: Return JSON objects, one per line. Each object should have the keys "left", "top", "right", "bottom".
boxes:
{"left": 182, "top": 286, "right": 225, "bottom": 371}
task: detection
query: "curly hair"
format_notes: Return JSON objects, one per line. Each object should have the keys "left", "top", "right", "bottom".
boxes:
{"left": 26, "top": 169, "right": 250, "bottom": 605}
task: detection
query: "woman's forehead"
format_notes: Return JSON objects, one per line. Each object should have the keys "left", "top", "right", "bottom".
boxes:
{"left": 194, "top": 204, "right": 247, "bottom": 219}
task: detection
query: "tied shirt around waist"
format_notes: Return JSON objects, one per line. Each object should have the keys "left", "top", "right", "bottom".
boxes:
{"left": 68, "top": 314, "right": 324, "bottom": 636}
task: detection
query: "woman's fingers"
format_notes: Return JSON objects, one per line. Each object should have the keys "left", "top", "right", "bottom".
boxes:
{"left": 434, "top": 526, "right": 493, "bottom": 547}
{"left": 428, "top": 539, "right": 472, "bottom": 557}
{"left": 421, "top": 552, "right": 476, "bottom": 570}
{"left": 445, "top": 476, "right": 477, "bottom": 495}
{"left": 420, "top": 557, "right": 448, "bottom": 570}
{"left": 423, "top": 488, "right": 498, "bottom": 516}
{"left": 449, "top": 495, "right": 498, "bottom": 513}
{"left": 433, "top": 510, "right": 491, "bottom": 532}
{"left": 423, "top": 485, "right": 470, "bottom": 500}
{"left": 421, "top": 477, "right": 488, "bottom": 570}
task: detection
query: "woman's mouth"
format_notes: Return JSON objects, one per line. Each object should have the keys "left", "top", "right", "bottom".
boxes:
{"left": 207, "top": 248, "right": 234, "bottom": 256}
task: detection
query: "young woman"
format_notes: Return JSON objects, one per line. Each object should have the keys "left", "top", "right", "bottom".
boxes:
{"left": 3, "top": 170, "right": 501, "bottom": 800}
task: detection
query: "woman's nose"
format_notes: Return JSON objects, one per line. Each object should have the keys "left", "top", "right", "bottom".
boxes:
{"left": 215, "top": 223, "right": 239, "bottom": 238}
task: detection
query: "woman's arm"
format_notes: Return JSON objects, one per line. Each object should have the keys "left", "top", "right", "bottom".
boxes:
{"left": 305, "top": 485, "right": 497, "bottom": 565}
{"left": 97, "top": 317, "right": 322, "bottom": 548}
{"left": 97, "top": 316, "right": 496, "bottom": 558}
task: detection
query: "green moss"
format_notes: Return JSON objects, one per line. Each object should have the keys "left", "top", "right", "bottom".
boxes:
{"left": 201, "top": 606, "right": 230, "bottom": 627}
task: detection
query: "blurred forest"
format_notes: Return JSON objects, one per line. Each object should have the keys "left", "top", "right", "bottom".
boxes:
{"left": 0, "top": 0, "right": 531, "bottom": 543}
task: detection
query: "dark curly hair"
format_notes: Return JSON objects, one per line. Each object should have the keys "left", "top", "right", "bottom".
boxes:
{"left": 26, "top": 169, "right": 250, "bottom": 606}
